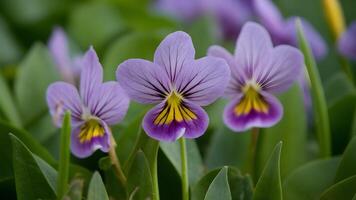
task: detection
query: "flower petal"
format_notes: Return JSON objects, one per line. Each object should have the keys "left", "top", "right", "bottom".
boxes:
{"left": 175, "top": 56, "right": 230, "bottom": 106}
{"left": 46, "top": 82, "right": 83, "bottom": 127}
{"left": 90, "top": 81, "right": 130, "bottom": 125}
{"left": 79, "top": 47, "right": 103, "bottom": 108}
{"left": 338, "top": 21, "right": 356, "bottom": 60}
{"left": 70, "top": 120, "right": 110, "bottom": 158}
{"left": 223, "top": 92, "right": 283, "bottom": 132}
{"left": 257, "top": 45, "right": 304, "bottom": 93}
{"left": 143, "top": 101, "right": 208, "bottom": 142}
{"left": 153, "top": 31, "right": 195, "bottom": 83}
{"left": 116, "top": 59, "right": 171, "bottom": 104}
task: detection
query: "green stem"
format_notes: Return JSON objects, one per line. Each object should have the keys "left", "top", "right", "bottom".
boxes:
{"left": 244, "top": 128, "right": 259, "bottom": 181}
{"left": 179, "top": 138, "right": 189, "bottom": 200}
{"left": 108, "top": 134, "right": 127, "bottom": 187}
{"left": 151, "top": 142, "right": 160, "bottom": 200}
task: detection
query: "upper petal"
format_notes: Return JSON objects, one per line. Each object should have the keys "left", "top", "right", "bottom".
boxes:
{"left": 153, "top": 31, "right": 195, "bottom": 83}
{"left": 257, "top": 45, "right": 304, "bottom": 93}
{"left": 116, "top": 59, "right": 171, "bottom": 104}
{"left": 80, "top": 47, "right": 103, "bottom": 108}
{"left": 338, "top": 21, "right": 356, "bottom": 60}
{"left": 90, "top": 81, "right": 130, "bottom": 125}
{"left": 46, "top": 82, "right": 83, "bottom": 127}
{"left": 175, "top": 56, "right": 230, "bottom": 106}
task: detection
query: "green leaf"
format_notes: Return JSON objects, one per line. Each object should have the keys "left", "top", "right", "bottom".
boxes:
{"left": 14, "top": 43, "right": 59, "bottom": 125}
{"left": 57, "top": 111, "right": 71, "bottom": 199}
{"left": 10, "top": 134, "right": 57, "bottom": 199}
{"left": 65, "top": 179, "right": 84, "bottom": 200}
{"left": 334, "top": 136, "right": 356, "bottom": 182}
{"left": 0, "top": 73, "right": 22, "bottom": 126}
{"left": 127, "top": 151, "right": 153, "bottom": 200}
{"left": 283, "top": 157, "right": 340, "bottom": 200}
{"left": 103, "top": 32, "right": 164, "bottom": 80}
{"left": 87, "top": 172, "right": 109, "bottom": 200}
{"left": 256, "top": 85, "right": 307, "bottom": 180}
{"left": 204, "top": 167, "right": 232, "bottom": 200}
{"left": 296, "top": 19, "right": 331, "bottom": 157}
{"left": 0, "top": 16, "right": 22, "bottom": 66}
{"left": 160, "top": 139, "right": 204, "bottom": 187}
{"left": 320, "top": 175, "right": 356, "bottom": 200}
{"left": 253, "top": 142, "right": 283, "bottom": 200}
{"left": 33, "top": 154, "right": 58, "bottom": 193}
{"left": 68, "top": 2, "right": 126, "bottom": 51}
{"left": 325, "top": 72, "right": 355, "bottom": 106}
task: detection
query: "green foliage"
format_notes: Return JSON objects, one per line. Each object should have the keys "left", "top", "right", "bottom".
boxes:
{"left": 87, "top": 172, "right": 109, "bottom": 200}
{"left": 204, "top": 167, "right": 232, "bottom": 200}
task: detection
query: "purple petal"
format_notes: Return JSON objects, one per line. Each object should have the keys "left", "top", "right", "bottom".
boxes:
{"left": 156, "top": 0, "right": 203, "bottom": 20}
{"left": 142, "top": 101, "right": 208, "bottom": 142}
{"left": 79, "top": 47, "right": 103, "bottom": 108}
{"left": 70, "top": 120, "right": 111, "bottom": 158}
{"left": 223, "top": 92, "right": 283, "bottom": 132}
{"left": 258, "top": 45, "right": 304, "bottom": 93}
{"left": 48, "top": 27, "right": 76, "bottom": 84}
{"left": 338, "top": 21, "right": 356, "bottom": 60}
{"left": 153, "top": 31, "right": 195, "bottom": 83}
{"left": 175, "top": 56, "right": 230, "bottom": 106}
{"left": 286, "top": 17, "right": 328, "bottom": 60}
{"left": 90, "top": 81, "right": 130, "bottom": 125}
{"left": 116, "top": 59, "right": 171, "bottom": 104}
{"left": 46, "top": 82, "right": 83, "bottom": 127}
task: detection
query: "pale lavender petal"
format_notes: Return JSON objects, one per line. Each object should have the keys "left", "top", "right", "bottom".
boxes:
{"left": 286, "top": 17, "right": 328, "bottom": 60}
{"left": 79, "top": 47, "right": 103, "bottom": 108}
{"left": 116, "top": 59, "right": 171, "bottom": 104}
{"left": 46, "top": 82, "right": 83, "bottom": 127}
{"left": 153, "top": 31, "right": 195, "bottom": 83}
{"left": 142, "top": 101, "right": 208, "bottom": 142}
{"left": 257, "top": 45, "right": 304, "bottom": 93}
{"left": 234, "top": 22, "right": 273, "bottom": 84}
{"left": 156, "top": 0, "right": 203, "bottom": 20}
{"left": 48, "top": 27, "right": 76, "bottom": 83}
{"left": 90, "top": 81, "right": 130, "bottom": 125}
{"left": 175, "top": 56, "right": 230, "bottom": 106}
{"left": 70, "top": 120, "right": 111, "bottom": 158}
{"left": 223, "top": 92, "right": 283, "bottom": 132}
{"left": 338, "top": 22, "right": 356, "bottom": 60}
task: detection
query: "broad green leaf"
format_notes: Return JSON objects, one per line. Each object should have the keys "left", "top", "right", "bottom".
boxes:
{"left": 127, "top": 151, "right": 153, "bottom": 200}
{"left": 334, "top": 136, "right": 356, "bottom": 182}
{"left": 14, "top": 43, "right": 59, "bottom": 125}
{"left": 283, "top": 157, "right": 340, "bottom": 200}
{"left": 253, "top": 142, "right": 283, "bottom": 200}
{"left": 296, "top": 19, "right": 331, "bottom": 157}
{"left": 33, "top": 154, "right": 58, "bottom": 193}
{"left": 103, "top": 32, "right": 164, "bottom": 80}
{"left": 87, "top": 172, "right": 109, "bottom": 200}
{"left": 256, "top": 85, "right": 307, "bottom": 180}
{"left": 10, "top": 134, "right": 57, "bottom": 199}
{"left": 325, "top": 72, "right": 355, "bottom": 106}
{"left": 204, "top": 167, "right": 232, "bottom": 200}
{"left": 0, "top": 73, "right": 21, "bottom": 126}
{"left": 0, "top": 16, "right": 22, "bottom": 66}
{"left": 160, "top": 139, "right": 204, "bottom": 187}
{"left": 68, "top": 2, "right": 126, "bottom": 51}
{"left": 320, "top": 175, "right": 356, "bottom": 200}
{"left": 57, "top": 112, "right": 71, "bottom": 199}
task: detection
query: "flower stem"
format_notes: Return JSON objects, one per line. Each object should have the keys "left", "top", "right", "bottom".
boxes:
{"left": 151, "top": 142, "right": 160, "bottom": 200}
{"left": 245, "top": 128, "right": 259, "bottom": 181}
{"left": 179, "top": 138, "right": 189, "bottom": 200}
{"left": 108, "top": 134, "right": 127, "bottom": 186}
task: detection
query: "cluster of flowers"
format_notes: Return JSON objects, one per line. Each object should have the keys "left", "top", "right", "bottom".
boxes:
{"left": 47, "top": 22, "right": 304, "bottom": 158}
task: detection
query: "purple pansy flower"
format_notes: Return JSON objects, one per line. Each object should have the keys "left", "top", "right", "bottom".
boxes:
{"left": 46, "top": 47, "right": 129, "bottom": 158}
{"left": 253, "top": 0, "right": 327, "bottom": 60}
{"left": 338, "top": 22, "right": 356, "bottom": 60}
{"left": 48, "top": 27, "right": 82, "bottom": 84}
{"left": 208, "top": 22, "right": 304, "bottom": 131}
{"left": 116, "top": 31, "right": 230, "bottom": 142}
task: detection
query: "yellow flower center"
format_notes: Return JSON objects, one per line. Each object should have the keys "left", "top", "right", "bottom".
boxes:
{"left": 234, "top": 84, "right": 269, "bottom": 116}
{"left": 154, "top": 91, "right": 197, "bottom": 125}
{"left": 78, "top": 119, "right": 105, "bottom": 143}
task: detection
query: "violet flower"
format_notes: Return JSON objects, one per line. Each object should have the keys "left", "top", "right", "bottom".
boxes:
{"left": 338, "top": 22, "right": 356, "bottom": 60}
{"left": 46, "top": 47, "right": 129, "bottom": 158}
{"left": 116, "top": 31, "right": 230, "bottom": 142}
{"left": 208, "top": 22, "right": 304, "bottom": 131}
{"left": 253, "top": 0, "right": 327, "bottom": 60}
{"left": 48, "top": 27, "right": 82, "bottom": 84}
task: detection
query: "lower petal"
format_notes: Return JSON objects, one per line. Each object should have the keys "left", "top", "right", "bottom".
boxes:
{"left": 70, "top": 120, "right": 110, "bottom": 158}
{"left": 223, "top": 92, "right": 282, "bottom": 132}
{"left": 143, "top": 101, "right": 208, "bottom": 142}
